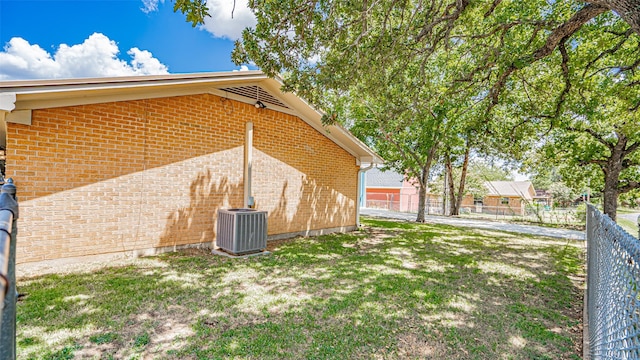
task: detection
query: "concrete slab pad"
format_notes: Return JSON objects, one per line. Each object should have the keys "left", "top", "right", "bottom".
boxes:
{"left": 211, "top": 249, "right": 271, "bottom": 258}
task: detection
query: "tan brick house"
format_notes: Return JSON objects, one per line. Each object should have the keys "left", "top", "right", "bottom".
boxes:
{"left": 0, "top": 71, "right": 382, "bottom": 267}
{"left": 460, "top": 181, "right": 536, "bottom": 215}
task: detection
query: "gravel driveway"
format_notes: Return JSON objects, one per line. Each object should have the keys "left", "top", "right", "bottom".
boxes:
{"left": 360, "top": 208, "right": 585, "bottom": 240}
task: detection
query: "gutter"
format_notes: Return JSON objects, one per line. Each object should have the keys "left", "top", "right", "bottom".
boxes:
{"left": 356, "top": 162, "right": 376, "bottom": 227}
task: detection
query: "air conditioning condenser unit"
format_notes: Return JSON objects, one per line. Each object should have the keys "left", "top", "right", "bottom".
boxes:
{"left": 216, "top": 208, "right": 267, "bottom": 255}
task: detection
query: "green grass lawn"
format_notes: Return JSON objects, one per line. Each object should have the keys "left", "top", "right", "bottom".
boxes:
{"left": 618, "top": 217, "right": 638, "bottom": 237}
{"left": 618, "top": 207, "right": 640, "bottom": 214}
{"left": 615, "top": 207, "right": 639, "bottom": 237}
{"left": 16, "top": 218, "right": 585, "bottom": 359}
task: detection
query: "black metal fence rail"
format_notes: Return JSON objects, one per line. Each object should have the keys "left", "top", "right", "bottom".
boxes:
{"left": 0, "top": 179, "right": 18, "bottom": 360}
{"left": 586, "top": 204, "right": 640, "bottom": 359}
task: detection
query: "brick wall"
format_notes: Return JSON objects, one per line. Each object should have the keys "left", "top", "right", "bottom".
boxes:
{"left": 7, "top": 93, "right": 358, "bottom": 264}
{"left": 459, "top": 194, "right": 526, "bottom": 215}
{"left": 365, "top": 188, "right": 402, "bottom": 211}
{"left": 482, "top": 196, "right": 525, "bottom": 215}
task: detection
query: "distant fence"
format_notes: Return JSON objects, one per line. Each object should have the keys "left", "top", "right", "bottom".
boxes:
{"left": 365, "top": 193, "right": 441, "bottom": 214}
{"left": 365, "top": 193, "right": 582, "bottom": 225}
{"left": 585, "top": 204, "right": 640, "bottom": 359}
{"left": 458, "top": 204, "right": 583, "bottom": 225}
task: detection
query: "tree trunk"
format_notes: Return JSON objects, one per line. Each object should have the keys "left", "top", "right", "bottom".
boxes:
{"left": 417, "top": 179, "right": 427, "bottom": 222}
{"left": 415, "top": 146, "right": 438, "bottom": 223}
{"left": 445, "top": 156, "right": 457, "bottom": 215}
{"left": 416, "top": 167, "right": 429, "bottom": 222}
{"left": 455, "top": 144, "right": 471, "bottom": 214}
{"left": 444, "top": 142, "right": 471, "bottom": 216}
{"left": 602, "top": 143, "right": 625, "bottom": 221}
{"left": 602, "top": 171, "right": 619, "bottom": 221}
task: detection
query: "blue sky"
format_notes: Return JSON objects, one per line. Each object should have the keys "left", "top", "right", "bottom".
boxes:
{"left": 0, "top": 0, "right": 257, "bottom": 80}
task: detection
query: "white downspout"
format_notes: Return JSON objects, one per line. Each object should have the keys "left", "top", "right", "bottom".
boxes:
{"left": 356, "top": 162, "right": 376, "bottom": 227}
{"left": 243, "top": 122, "right": 253, "bottom": 208}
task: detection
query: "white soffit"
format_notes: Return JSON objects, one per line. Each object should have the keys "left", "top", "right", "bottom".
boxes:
{"left": 0, "top": 71, "right": 383, "bottom": 164}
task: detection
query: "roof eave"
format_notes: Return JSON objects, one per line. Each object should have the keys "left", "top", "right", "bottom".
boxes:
{"left": 0, "top": 71, "right": 383, "bottom": 165}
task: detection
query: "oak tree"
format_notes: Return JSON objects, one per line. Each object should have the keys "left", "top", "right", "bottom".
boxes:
{"left": 177, "top": 0, "right": 639, "bottom": 220}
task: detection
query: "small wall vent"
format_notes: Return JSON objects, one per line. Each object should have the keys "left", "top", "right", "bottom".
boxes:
{"left": 216, "top": 209, "right": 267, "bottom": 255}
{"left": 218, "top": 86, "right": 290, "bottom": 109}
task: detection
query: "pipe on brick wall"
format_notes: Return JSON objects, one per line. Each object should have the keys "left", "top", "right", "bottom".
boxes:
{"left": 356, "top": 163, "right": 376, "bottom": 227}
{"left": 244, "top": 122, "right": 253, "bottom": 208}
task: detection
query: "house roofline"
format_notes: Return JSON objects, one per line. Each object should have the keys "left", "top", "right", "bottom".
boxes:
{"left": 0, "top": 71, "right": 383, "bottom": 165}
{"left": 0, "top": 71, "right": 268, "bottom": 91}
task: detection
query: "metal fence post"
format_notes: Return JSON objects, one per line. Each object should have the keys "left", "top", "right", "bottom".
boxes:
{"left": 0, "top": 179, "right": 18, "bottom": 360}
{"left": 585, "top": 205, "right": 595, "bottom": 360}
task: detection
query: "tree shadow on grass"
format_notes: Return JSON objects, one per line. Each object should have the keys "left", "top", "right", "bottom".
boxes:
{"left": 16, "top": 218, "right": 584, "bottom": 359}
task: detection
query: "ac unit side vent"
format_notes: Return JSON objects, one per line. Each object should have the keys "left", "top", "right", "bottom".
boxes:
{"left": 216, "top": 208, "right": 267, "bottom": 255}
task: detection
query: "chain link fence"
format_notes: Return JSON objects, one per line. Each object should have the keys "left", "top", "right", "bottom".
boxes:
{"left": 458, "top": 204, "right": 583, "bottom": 225}
{"left": 586, "top": 204, "right": 640, "bottom": 359}
{"left": 365, "top": 193, "right": 442, "bottom": 214}
{"left": 365, "top": 193, "right": 584, "bottom": 226}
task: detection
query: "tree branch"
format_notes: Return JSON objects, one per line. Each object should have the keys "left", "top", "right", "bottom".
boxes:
{"left": 416, "top": 0, "right": 470, "bottom": 43}
{"left": 488, "top": 4, "right": 608, "bottom": 110}
{"left": 587, "top": 0, "right": 640, "bottom": 35}
{"left": 618, "top": 180, "right": 640, "bottom": 194}
{"left": 622, "top": 157, "right": 640, "bottom": 169}
{"left": 582, "top": 29, "right": 634, "bottom": 78}
{"left": 582, "top": 159, "right": 609, "bottom": 165}
{"left": 378, "top": 124, "right": 426, "bottom": 176}
{"left": 624, "top": 141, "right": 639, "bottom": 156}
{"left": 484, "top": 0, "right": 503, "bottom": 18}
{"left": 579, "top": 158, "right": 608, "bottom": 172}
{"left": 567, "top": 125, "right": 616, "bottom": 149}
{"left": 554, "top": 38, "right": 572, "bottom": 118}
{"left": 620, "top": 56, "right": 640, "bottom": 73}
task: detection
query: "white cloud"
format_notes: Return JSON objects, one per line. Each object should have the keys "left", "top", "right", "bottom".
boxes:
{"left": 232, "top": 65, "right": 249, "bottom": 72}
{"left": 128, "top": 48, "right": 170, "bottom": 74}
{"left": 141, "top": 0, "right": 162, "bottom": 13}
{"left": 0, "top": 38, "right": 60, "bottom": 80}
{"left": 200, "top": 0, "right": 256, "bottom": 40}
{"left": 0, "top": 33, "right": 169, "bottom": 80}
{"left": 138, "top": 0, "right": 255, "bottom": 40}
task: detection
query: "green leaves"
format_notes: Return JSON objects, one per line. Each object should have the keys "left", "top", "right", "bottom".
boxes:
{"left": 173, "top": 0, "right": 209, "bottom": 27}
{"left": 173, "top": 0, "right": 639, "bottom": 218}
